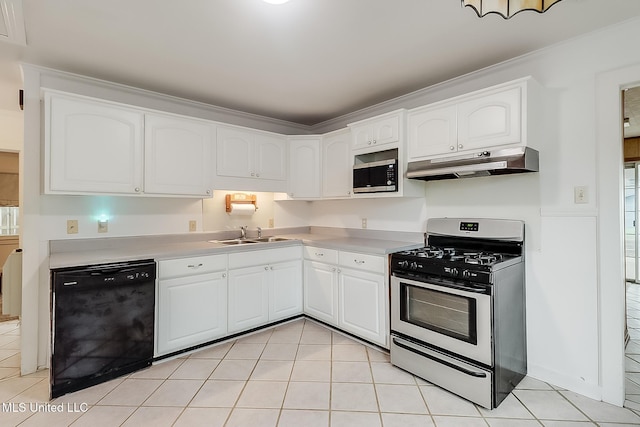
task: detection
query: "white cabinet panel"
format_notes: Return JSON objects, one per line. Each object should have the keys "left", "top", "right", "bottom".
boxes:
{"left": 303, "top": 260, "right": 338, "bottom": 326}
{"left": 289, "top": 137, "right": 321, "bottom": 199}
{"left": 256, "top": 134, "right": 287, "bottom": 181}
{"left": 216, "top": 126, "right": 253, "bottom": 178}
{"left": 269, "top": 260, "right": 303, "bottom": 321}
{"left": 156, "top": 271, "right": 227, "bottom": 356}
{"left": 407, "top": 104, "right": 457, "bottom": 159}
{"left": 144, "top": 113, "right": 213, "bottom": 197}
{"left": 458, "top": 86, "right": 521, "bottom": 150}
{"left": 322, "top": 130, "right": 352, "bottom": 198}
{"left": 338, "top": 268, "right": 386, "bottom": 347}
{"left": 228, "top": 265, "right": 270, "bottom": 333}
{"left": 46, "top": 92, "right": 144, "bottom": 194}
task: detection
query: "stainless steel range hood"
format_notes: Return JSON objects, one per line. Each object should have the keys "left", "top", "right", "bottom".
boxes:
{"left": 406, "top": 146, "right": 539, "bottom": 181}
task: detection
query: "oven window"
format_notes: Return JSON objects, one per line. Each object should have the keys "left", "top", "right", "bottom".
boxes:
{"left": 400, "top": 282, "right": 477, "bottom": 345}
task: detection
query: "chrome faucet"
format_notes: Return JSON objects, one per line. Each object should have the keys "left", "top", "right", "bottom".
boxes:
{"left": 240, "top": 226, "right": 247, "bottom": 239}
{"left": 257, "top": 227, "right": 262, "bottom": 238}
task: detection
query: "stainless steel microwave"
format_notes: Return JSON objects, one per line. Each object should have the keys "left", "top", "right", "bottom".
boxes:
{"left": 353, "top": 158, "right": 398, "bottom": 193}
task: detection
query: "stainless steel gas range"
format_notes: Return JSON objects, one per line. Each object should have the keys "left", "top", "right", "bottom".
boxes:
{"left": 390, "top": 218, "right": 527, "bottom": 409}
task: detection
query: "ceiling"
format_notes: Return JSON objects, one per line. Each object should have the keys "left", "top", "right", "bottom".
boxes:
{"left": 1, "top": 0, "right": 640, "bottom": 127}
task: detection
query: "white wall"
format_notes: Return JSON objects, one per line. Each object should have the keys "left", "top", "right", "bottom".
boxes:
{"left": 0, "top": 109, "right": 23, "bottom": 152}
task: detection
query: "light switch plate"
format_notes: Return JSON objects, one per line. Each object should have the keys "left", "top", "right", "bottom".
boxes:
{"left": 574, "top": 186, "right": 588, "bottom": 204}
{"left": 189, "top": 220, "right": 197, "bottom": 232}
{"left": 98, "top": 220, "right": 108, "bottom": 233}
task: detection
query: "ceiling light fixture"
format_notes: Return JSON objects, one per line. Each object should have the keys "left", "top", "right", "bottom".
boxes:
{"left": 262, "top": 0, "right": 290, "bottom": 4}
{"left": 624, "top": 117, "right": 631, "bottom": 128}
{"left": 462, "top": 0, "right": 564, "bottom": 19}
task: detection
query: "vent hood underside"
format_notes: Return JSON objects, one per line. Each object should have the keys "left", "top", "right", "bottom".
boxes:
{"left": 406, "top": 146, "right": 539, "bottom": 181}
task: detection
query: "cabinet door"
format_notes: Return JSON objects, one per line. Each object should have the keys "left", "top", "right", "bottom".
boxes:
{"left": 289, "top": 138, "right": 321, "bottom": 199}
{"left": 227, "top": 266, "right": 269, "bottom": 333}
{"left": 408, "top": 105, "right": 458, "bottom": 159}
{"left": 351, "top": 125, "right": 376, "bottom": 151}
{"left": 255, "top": 134, "right": 287, "bottom": 180}
{"left": 322, "top": 131, "right": 352, "bottom": 198}
{"left": 372, "top": 115, "right": 401, "bottom": 146}
{"left": 303, "top": 260, "right": 338, "bottom": 325}
{"left": 457, "top": 86, "right": 522, "bottom": 151}
{"left": 156, "top": 272, "right": 227, "bottom": 355}
{"left": 144, "top": 114, "right": 213, "bottom": 196}
{"left": 216, "top": 126, "right": 253, "bottom": 178}
{"left": 269, "top": 260, "right": 303, "bottom": 321}
{"left": 47, "top": 94, "right": 144, "bottom": 194}
{"left": 338, "top": 268, "right": 386, "bottom": 347}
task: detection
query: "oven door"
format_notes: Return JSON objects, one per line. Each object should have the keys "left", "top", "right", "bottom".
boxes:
{"left": 391, "top": 274, "right": 492, "bottom": 366}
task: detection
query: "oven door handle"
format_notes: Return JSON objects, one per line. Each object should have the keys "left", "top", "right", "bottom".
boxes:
{"left": 392, "top": 272, "right": 490, "bottom": 295}
{"left": 392, "top": 338, "right": 487, "bottom": 378}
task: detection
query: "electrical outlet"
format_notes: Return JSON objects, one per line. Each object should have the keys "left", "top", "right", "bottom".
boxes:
{"left": 361, "top": 218, "right": 367, "bottom": 229}
{"left": 268, "top": 218, "right": 274, "bottom": 228}
{"left": 98, "top": 220, "right": 108, "bottom": 233}
{"left": 189, "top": 220, "right": 197, "bottom": 232}
{"left": 574, "top": 186, "right": 588, "bottom": 204}
{"left": 67, "top": 219, "right": 78, "bottom": 234}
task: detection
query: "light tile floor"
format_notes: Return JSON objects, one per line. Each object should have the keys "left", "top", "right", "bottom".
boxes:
{"left": 1, "top": 317, "right": 640, "bottom": 426}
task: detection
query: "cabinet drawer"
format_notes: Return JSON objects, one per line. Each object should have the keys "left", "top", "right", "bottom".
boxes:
{"left": 338, "top": 251, "right": 385, "bottom": 273}
{"left": 304, "top": 246, "right": 338, "bottom": 264}
{"left": 229, "top": 246, "right": 302, "bottom": 269}
{"left": 159, "top": 254, "right": 227, "bottom": 279}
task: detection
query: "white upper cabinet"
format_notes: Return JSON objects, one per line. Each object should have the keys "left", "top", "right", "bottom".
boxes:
{"left": 46, "top": 92, "right": 144, "bottom": 195}
{"left": 457, "top": 85, "right": 521, "bottom": 151}
{"left": 45, "top": 91, "right": 214, "bottom": 197}
{"left": 349, "top": 110, "right": 404, "bottom": 152}
{"left": 288, "top": 137, "right": 321, "bottom": 199}
{"left": 144, "top": 113, "right": 213, "bottom": 197}
{"left": 407, "top": 77, "right": 539, "bottom": 161}
{"left": 322, "top": 129, "right": 352, "bottom": 199}
{"left": 216, "top": 125, "right": 287, "bottom": 180}
{"left": 407, "top": 105, "right": 457, "bottom": 158}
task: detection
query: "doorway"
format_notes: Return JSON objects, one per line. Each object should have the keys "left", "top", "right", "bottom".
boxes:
{"left": 622, "top": 86, "right": 640, "bottom": 409}
{"left": 0, "top": 151, "right": 19, "bottom": 322}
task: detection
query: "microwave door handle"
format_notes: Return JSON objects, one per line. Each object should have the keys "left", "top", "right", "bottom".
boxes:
{"left": 392, "top": 338, "right": 487, "bottom": 378}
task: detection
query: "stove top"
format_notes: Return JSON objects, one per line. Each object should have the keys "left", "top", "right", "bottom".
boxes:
{"left": 391, "top": 245, "right": 522, "bottom": 284}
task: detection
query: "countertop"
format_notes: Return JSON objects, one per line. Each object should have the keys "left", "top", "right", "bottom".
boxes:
{"left": 49, "top": 228, "right": 423, "bottom": 269}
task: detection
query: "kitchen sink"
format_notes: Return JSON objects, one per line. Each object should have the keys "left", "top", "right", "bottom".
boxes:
{"left": 212, "top": 239, "right": 260, "bottom": 245}
{"left": 210, "top": 237, "right": 292, "bottom": 245}
{"left": 253, "top": 237, "right": 291, "bottom": 242}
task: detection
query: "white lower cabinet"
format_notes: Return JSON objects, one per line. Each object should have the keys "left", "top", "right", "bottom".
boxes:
{"left": 303, "top": 260, "right": 339, "bottom": 325}
{"left": 303, "top": 246, "right": 388, "bottom": 348}
{"left": 338, "top": 268, "right": 386, "bottom": 346}
{"left": 156, "top": 255, "right": 228, "bottom": 356}
{"left": 228, "top": 247, "right": 302, "bottom": 334}
{"left": 227, "top": 265, "right": 270, "bottom": 333}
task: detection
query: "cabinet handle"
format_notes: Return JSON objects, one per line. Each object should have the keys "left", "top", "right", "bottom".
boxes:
{"left": 372, "top": 139, "right": 377, "bottom": 144}
{"left": 315, "top": 252, "right": 324, "bottom": 257}
{"left": 134, "top": 187, "right": 141, "bottom": 192}
{"left": 368, "top": 141, "right": 372, "bottom": 145}
{"left": 222, "top": 273, "right": 227, "bottom": 278}
{"left": 337, "top": 269, "right": 342, "bottom": 273}
{"left": 256, "top": 173, "right": 260, "bottom": 178}
{"left": 251, "top": 172, "right": 255, "bottom": 177}
{"left": 188, "top": 263, "right": 203, "bottom": 269}
{"left": 265, "top": 266, "right": 270, "bottom": 271}
{"left": 449, "top": 146, "right": 455, "bottom": 151}
{"left": 458, "top": 144, "right": 463, "bottom": 149}
{"left": 270, "top": 266, "right": 274, "bottom": 270}
{"left": 206, "top": 189, "right": 211, "bottom": 195}
{"left": 332, "top": 267, "right": 337, "bottom": 272}
{"left": 354, "top": 259, "right": 365, "bottom": 265}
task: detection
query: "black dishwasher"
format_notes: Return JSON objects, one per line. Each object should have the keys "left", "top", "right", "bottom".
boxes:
{"left": 51, "top": 259, "right": 156, "bottom": 398}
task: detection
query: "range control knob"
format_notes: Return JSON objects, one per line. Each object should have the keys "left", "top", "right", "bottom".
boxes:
{"left": 462, "top": 270, "right": 471, "bottom": 279}
{"left": 410, "top": 261, "right": 418, "bottom": 270}
{"left": 399, "top": 260, "right": 409, "bottom": 269}
{"left": 449, "top": 268, "right": 459, "bottom": 277}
